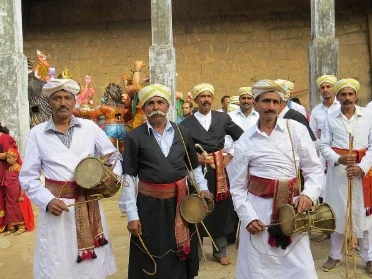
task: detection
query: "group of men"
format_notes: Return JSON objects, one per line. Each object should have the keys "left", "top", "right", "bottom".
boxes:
{"left": 17, "top": 74, "right": 372, "bottom": 279}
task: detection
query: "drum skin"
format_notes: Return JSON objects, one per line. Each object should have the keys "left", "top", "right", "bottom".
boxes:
{"left": 75, "top": 157, "right": 105, "bottom": 189}
{"left": 180, "top": 194, "right": 209, "bottom": 224}
{"left": 74, "top": 157, "right": 121, "bottom": 197}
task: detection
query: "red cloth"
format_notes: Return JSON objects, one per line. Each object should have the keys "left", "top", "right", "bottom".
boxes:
{"left": 19, "top": 194, "right": 35, "bottom": 231}
{"left": 0, "top": 133, "right": 18, "bottom": 231}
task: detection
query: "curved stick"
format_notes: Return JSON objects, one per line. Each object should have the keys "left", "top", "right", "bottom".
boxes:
{"left": 200, "top": 221, "right": 219, "bottom": 252}
{"left": 138, "top": 234, "right": 157, "bottom": 276}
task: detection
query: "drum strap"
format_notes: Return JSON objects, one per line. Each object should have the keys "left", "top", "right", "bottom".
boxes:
{"left": 45, "top": 178, "right": 108, "bottom": 263}
{"left": 138, "top": 179, "right": 191, "bottom": 261}
{"left": 331, "top": 147, "right": 372, "bottom": 215}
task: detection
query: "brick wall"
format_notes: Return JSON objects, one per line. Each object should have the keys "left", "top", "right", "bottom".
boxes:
{"left": 22, "top": 0, "right": 371, "bottom": 110}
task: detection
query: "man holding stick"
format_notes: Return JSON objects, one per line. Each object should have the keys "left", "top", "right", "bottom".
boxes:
{"left": 320, "top": 78, "right": 372, "bottom": 275}
{"left": 119, "top": 84, "right": 212, "bottom": 279}
{"left": 229, "top": 79, "right": 323, "bottom": 278}
{"left": 20, "top": 79, "right": 122, "bottom": 279}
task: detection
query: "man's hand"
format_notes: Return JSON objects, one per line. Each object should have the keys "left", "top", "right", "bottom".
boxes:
{"left": 347, "top": 165, "right": 364, "bottom": 179}
{"left": 127, "top": 220, "right": 142, "bottom": 237}
{"left": 199, "top": 190, "right": 214, "bottom": 201}
{"left": 247, "top": 220, "right": 266, "bottom": 235}
{"left": 95, "top": 174, "right": 117, "bottom": 193}
{"left": 338, "top": 154, "right": 356, "bottom": 167}
{"left": 223, "top": 154, "right": 233, "bottom": 167}
{"left": 47, "top": 198, "right": 69, "bottom": 216}
{"left": 18, "top": 196, "right": 24, "bottom": 203}
{"left": 295, "top": 195, "right": 312, "bottom": 214}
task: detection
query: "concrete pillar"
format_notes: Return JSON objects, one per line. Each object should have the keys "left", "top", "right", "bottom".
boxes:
{"left": 309, "top": 0, "right": 339, "bottom": 110}
{"left": 0, "top": 0, "right": 29, "bottom": 153}
{"left": 149, "top": 0, "right": 177, "bottom": 120}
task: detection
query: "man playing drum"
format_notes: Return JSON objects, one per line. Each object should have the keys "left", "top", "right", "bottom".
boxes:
{"left": 320, "top": 78, "right": 372, "bottom": 275}
{"left": 20, "top": 79, "right": 122, "bottom": 279}
{"left": 119, "top": 84, "right": 213, "bottom": 279}
{"left": 228, "top": 80, "right": 323, "bottom": 279}
{"left": 181, "top": 83, "right": 244, "bottom": 265}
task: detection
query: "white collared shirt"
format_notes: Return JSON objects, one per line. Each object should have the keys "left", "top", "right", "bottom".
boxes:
{"left": 320, "top": 105, "right": 372, "bottom": 173}
{"left": 310, "top": 99, "right": 340, "bottom": 139}
{"left": 228, "top": 107, "right": 259, "bottom": 131}
{"left": 146, "top": 120, "right": 174, "bottom": 157}
{"left": 194, "top": 110, "right": 212, "bottom": 131}
{"left": 229, "top": 118, "right": 323, "bottom": 228}
{"left": 366, "top": 101, "right": 372, "bottom": 111}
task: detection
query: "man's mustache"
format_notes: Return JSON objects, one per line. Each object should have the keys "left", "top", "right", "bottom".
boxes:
{"left": 343, "top": 101, "right": 353, "bottom": 105}
{"left": 264, "top": 109, "right": 276, "bottom": 114}
{"left": 202, "top": 102, "right": 211, "bottom": 106}
{"left": 147, "top": 110, "right": 166, "bottom": 117}
{"left": 58, "top": 106, "right": 69, "bottom": 111}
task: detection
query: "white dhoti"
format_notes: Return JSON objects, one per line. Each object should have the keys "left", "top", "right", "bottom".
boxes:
{"left": 34, "top": 199, "right": 116, "bottom": 279}
{"left": 236, "top": 194, "right": 317, "bottom": 279}
{"left": 324, "top": 164, "right": 372, "bottom": 238}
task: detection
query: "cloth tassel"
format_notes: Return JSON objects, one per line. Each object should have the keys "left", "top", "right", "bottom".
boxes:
{"left": 98, "top": 234, "right": 108, "bottom": 246}
{"left": 267, "top": 224, "right": 292, "bottom": 250}
{"left": 215, "top": 192, "right": 230, "bottom": 202}
{"left": 76, "top": 254, "right": 82, "bottom": 263}
{"left": 176, "top": 242, "right": 191, "bottom": 262}
{"left": 92, "top": 250, "right": 97, "bottom": 259}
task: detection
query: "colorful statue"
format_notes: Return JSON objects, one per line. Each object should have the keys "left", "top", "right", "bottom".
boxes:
{"left": 27, "top": 57, "right": 51, "bottom": 128}
{"left": 34, "top": 50, "right": 50, "bottom": 82}
{"left": 75, "top": 83, "right": 132, "bottom": 153}
{"left": 122, "top": 60, "right": 147, "bottom": 128}
{"left": 77, "top": 76, "right": 95, "bottom": 107}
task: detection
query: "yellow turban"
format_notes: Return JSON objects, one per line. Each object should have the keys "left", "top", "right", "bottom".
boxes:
{"left": 191, "top": 83, "right": 214, "bottom": 99}
{"left": 42, "top": 79, "right": 80, "bottom": 98}
{"left": 138, "top": 84, "right": 171, "bottom": 105}
{"left": 230, "top": 96, "right": 239, "bottom": 104}
{"left": 251, "top": 80, "right": 286, "bottom": 100}
{"left": 237, "top": 87, "right": 253, "bottom": 97}
{"left": 274, "top": 79, "right": 295, "bottom": 101}
{"left": 334, "top": 78, "right": 360, "bottom": 95}
{"left": 316, "top": 75, "right": 337, "bottom": 88}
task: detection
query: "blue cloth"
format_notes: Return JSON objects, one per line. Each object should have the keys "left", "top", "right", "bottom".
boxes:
{"left": 103, "top": 123, "right": 127, "bottom": 140}
{"left": 146, "top": 120, "right": 174, "bottom": 156}
{"left": 175, "top": 116, "right": 185, "bottom": 124}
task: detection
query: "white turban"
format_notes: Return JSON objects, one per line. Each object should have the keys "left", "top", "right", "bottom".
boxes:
{"left": 230, "top": 96, "right": 239, "bottom": 104}
{"left": 41, "top": 79, "right": 80, "bottom": 98}
{"left": 237, "top": 87, "right": 253, "bottom": 97}
{"left": 274, "top": 79, "right": 295, "bottom": 101}
{"left": 334, "top": 78, "right": 360, "bottom": 95}
{"left": 316, "top": 75, "right": 337, "bottom": 88}
{"left": 191, "top": 83, "right": 214, "bottom": 99}
{"left": 138, "top": 84, "right": 171, "bottom": 105}
{"left": 251, "top": 80, "right": 286, "bottom": 99}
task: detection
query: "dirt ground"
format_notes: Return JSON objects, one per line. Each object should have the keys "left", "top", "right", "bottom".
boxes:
{"left": 0, "top": 197, "right": 371, "bottom": 279}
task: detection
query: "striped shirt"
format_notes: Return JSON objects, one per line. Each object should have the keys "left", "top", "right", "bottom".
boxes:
{"left": 44, "top": 116, "right": 81, "bottom": 148}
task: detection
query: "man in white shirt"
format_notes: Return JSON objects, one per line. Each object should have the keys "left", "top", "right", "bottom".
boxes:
{"left": 216, "top": 95, "right": 231, "bottom": 112}
{"left": 228, "top": 88, "right": 259, "bottom": 131}
{"left": 366, "top": 101, "right": 372, "bottom": 111}
{"left": 229, "top": 79, "right": 323, "bottom": 279}
{"left": 20, "top": 79, "right": 122, "bottom": 279}
{"left": 321, "top": 78, "right": 372, "bottom": 275}
{"left": 119, "top": 84, "right": 212, "bottom": 279}
{"left": 310, "top": 75, "right": 340, "bottom": 140}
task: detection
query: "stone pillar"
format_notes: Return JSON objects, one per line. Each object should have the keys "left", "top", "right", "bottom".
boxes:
{"left": 149, "top": 0, "right": 177, "bottom": 120}
{"left": 0, "top": 0, "right": 29, "bottom": 153}
{"left": 309, "top": 0, "right": 339, "bottom": 110}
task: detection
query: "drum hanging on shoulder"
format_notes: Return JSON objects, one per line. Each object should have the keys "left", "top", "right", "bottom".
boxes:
{"left": 278, "top": 203, "right": 336, "bottom": 236}
{"left": 180, "top": 194, "right": 215, "bottom": 224}
{"left": 74, "top": 157, "right": 121, "bottom": 198}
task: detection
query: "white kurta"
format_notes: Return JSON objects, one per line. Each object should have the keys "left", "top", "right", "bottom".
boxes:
{"left": 320, "top": 106, "right": 372, "bottom": 238}
{"left": 229, "top": 118, "right": 323, "bottom": 279}
{"left": 309, "top": 99, "right": 340, "bottom": 197}
{"left": 20, "top": 118, "right": 122, "bottom": 279}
